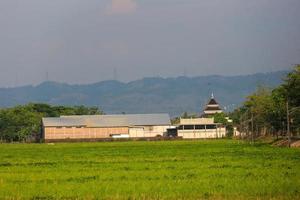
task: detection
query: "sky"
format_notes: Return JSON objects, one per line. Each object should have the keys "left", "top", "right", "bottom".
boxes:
{"left": 0, "top": 0, "right": 299, "bottom": 87}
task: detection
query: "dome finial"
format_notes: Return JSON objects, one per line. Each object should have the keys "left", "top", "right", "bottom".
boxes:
{"left": 211, "top": 92, "right": 214, "bottom": 99}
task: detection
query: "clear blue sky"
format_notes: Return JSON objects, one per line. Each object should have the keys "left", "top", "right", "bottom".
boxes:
{"left": 0, "top": 0, "right": 299, "bottom": 87}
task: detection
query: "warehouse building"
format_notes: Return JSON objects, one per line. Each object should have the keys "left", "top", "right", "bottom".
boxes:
{"left": 42, "top": 114, "right": 171, "bottom": 141}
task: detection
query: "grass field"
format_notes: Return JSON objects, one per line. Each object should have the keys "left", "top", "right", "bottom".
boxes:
{"left": 0, "top": 140, "right": 299, "bottom": 199}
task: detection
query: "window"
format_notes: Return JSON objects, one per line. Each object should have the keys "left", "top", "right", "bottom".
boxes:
{"left": 195, "top": 125, "right": 205, "bottom": 130}
{"left": 206, "top": 125, "right": 217, "bottom": 129}
{"left": 178, "top": 125, "right": 184, "bottom": 130}
{"left": 184, "top": 125, "right": 194, "bottom": 130}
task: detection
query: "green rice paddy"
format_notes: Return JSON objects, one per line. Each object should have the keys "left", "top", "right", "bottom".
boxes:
{"left": 0, "top": 140, "right": 299, "bottom": 199}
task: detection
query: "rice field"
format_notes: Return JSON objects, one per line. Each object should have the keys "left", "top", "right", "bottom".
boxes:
{"left": 0, "top": 140, "right": 299, "bottom": 199}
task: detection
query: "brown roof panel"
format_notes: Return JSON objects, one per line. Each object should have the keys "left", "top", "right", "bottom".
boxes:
{"left": 204, "top": 106, "right": 222, "bottom": 111}
{"left": 208, "top": 98, "right": 218, "bottom": 105}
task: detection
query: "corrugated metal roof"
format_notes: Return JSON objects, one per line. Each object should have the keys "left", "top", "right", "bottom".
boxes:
{"left": 85, "top": 115, "right": 129, "bottom": 127}
{"left": 42, "top": 117, "right": 86, "bottom": 127}
{"left": 43, "top": 114, "right": 170, "bottom": 127}
{"left": 126, "top": 114, "right": 171, "bottom": 126}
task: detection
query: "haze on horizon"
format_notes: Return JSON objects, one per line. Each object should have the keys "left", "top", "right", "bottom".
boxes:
{"left": 0, "top": 0, "right": 299, "bottom": 87}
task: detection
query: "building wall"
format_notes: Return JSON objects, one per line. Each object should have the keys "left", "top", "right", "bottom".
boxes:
{"left": 178, "top": 127, "right": 226, "bottom": 139}
{"left": 204, "top": 110, "right": 223, "bottom": 115}
{"left": 129, "top": 127, "right": 144, "bottom": 138}
{"left": 44, "top": 127, "right": 129, "bottom": 140}
{"left": 129, "top": 125, "right": 169, "bottom": 138}
{"left": 44, "top": 125, "right": 169, "bottom": 140}
{"left": 180, "top": 118, "right": 214, "bottom": 125}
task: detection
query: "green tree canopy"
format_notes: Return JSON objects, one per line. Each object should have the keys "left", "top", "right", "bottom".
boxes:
{"left": 0, "top": 104, "right": 103, "bottom": 142}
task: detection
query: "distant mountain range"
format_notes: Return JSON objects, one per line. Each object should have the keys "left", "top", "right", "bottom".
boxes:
{"left": 0, "top": 71, "right": 288, "bottom": 117}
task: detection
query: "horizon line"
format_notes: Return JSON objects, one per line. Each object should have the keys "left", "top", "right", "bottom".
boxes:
{"left": 1, "top": 69, "right": 290, "bottom": 89}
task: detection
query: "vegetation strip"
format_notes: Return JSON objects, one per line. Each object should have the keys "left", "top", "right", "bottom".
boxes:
{"left": 0, "top": 140, "right": 299, "bottom": 199}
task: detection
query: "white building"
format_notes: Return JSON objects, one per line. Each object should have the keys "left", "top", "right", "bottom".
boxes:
{"left": 177, "top": 118, "right": 226, "bottom": 139}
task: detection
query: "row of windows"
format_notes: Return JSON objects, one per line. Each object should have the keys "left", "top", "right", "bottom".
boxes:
{"left": 56, "top": 126, "right": 85, "bottom": 129}
{"left": 53, "top": 126, "right": 217, "bottom": 130}
{"left": 178, "top": 125, "right": 217, "bottom": 130}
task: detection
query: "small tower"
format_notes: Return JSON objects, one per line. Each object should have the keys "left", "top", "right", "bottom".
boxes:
{"left": 203, "top": 93, "right": 223, "bottom": 117}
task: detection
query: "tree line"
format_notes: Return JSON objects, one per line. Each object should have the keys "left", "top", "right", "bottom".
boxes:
{"left": 0, "top": 104, "right": 103, "bottom": 142}
{"left": 230, "top": 65, "right": 300, "bottom": 144}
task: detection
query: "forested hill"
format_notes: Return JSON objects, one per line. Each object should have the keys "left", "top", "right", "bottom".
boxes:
{"left": 0, "top": 71, "right": 288, "bottom": 116}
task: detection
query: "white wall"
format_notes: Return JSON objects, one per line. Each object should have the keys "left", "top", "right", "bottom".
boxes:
{"left": 129, "top": 125, "right": 170, "bottom": 138}
{"left": 178, "top": 127, "right": 226, "bottom": 139}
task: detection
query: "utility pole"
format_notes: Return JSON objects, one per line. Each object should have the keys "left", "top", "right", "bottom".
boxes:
{"left": 286, "top": 100, "right": 291, "bottom": 148}
{"left": 241, "top": 112, "right": 247, "bottom": 140}
{"left": 240, "top": 114, "right": 243, "bottom": 140}
{"left": 251, "top": 111, "right": 254, "bottom": 144}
